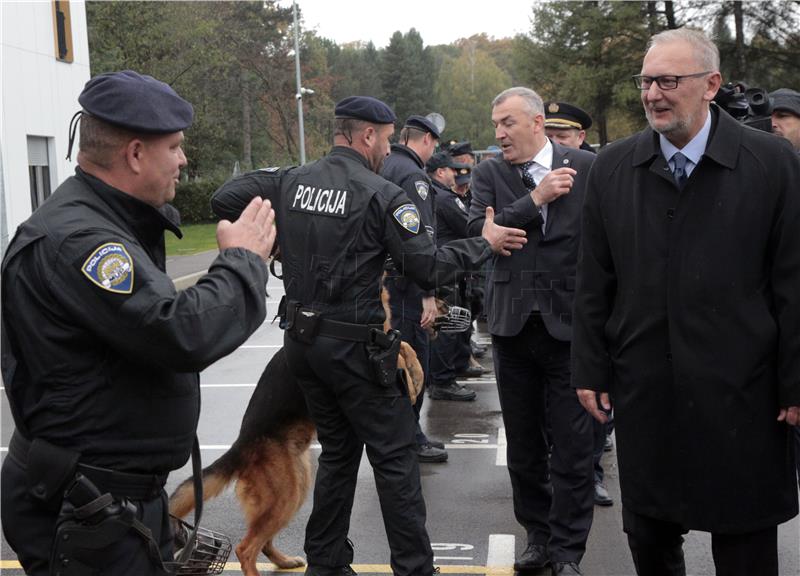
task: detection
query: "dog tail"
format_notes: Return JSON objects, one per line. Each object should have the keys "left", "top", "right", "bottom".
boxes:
{"left": 168, "top": 447, "right": 241, "bottom": 519}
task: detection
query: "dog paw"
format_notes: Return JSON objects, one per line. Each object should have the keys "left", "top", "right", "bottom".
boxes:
{"left": 281, "top": 556, "right": 306, "bottom": 569}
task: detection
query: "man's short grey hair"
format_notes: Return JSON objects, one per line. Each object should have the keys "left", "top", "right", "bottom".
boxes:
{"left": 492, "top": 87, "right": 544, "bottom": 117}
{"left": 647, "top": 27, "right": 720, "bottom": 72}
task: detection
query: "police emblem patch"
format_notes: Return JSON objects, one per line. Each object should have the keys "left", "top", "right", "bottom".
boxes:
{"left": 414, "top": 180, "right": 429, "bottom": 201}
{"left": 393, "top": 204, "right": 421, "bottom": 234}
{"left": 81, "top": 242, "right": 134, "bottom": 294}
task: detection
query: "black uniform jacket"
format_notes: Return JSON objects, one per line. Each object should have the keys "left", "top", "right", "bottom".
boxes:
{"left": 572, "top": 106, "right": 800, "bottom": 532}
{"left": 212, "top": 146, "right": 491, "bottom": 325}
{"left": 1, "top": 168, "right": 269, "bottom": 474}
{"left": 468, "top": 140, "right": 595, "bottom": 340}
{"left": 434, "top": 180, "right": 469, "bottom": 247}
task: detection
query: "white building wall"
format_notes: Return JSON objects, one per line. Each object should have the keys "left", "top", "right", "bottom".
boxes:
{"left": 1, "top": 0, "right": 91, "bottom": 249}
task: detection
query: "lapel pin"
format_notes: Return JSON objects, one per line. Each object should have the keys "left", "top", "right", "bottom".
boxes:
{"left": 563, "top": 159, "right": 570, "bottom": 165}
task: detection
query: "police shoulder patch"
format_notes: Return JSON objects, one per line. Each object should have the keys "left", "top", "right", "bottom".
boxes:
{"left": 81, "top": 242, "right": 134, "bottom": 294}
{"left": 414, "top": 180, "right": 429, "bottom": 201}
{"left": 393, "top": 204, "right": 421, "bottom": 234}
{"left": 455, "top": 198, "right": 467, "bottom": 212}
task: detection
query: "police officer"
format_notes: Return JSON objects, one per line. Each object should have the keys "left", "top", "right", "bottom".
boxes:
{"left": 543, "top": 101, "right": 596, "bottom": 154}
{"left": 211, "top": 95, "right": 527, "bottom": 576}
{"left": 381, "top": 115, "right": 447, "bottom": 462}
{"left": 543, "top": 100, "right": 612, "bottom": 510}
{"left": 770, "top": 88, "right": 800, "bottom": 152}
{"left": 1, "top": 70, "right": 276, "bottom": 576}
{"left": 426, "top": 152, "right": 478, "bottom": 401}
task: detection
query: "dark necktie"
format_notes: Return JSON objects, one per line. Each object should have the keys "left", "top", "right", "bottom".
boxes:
{"left": 520, "top": 160, "right": 536, "bottom": 190}
{"left": 672, "top": 152, "right": 688, "bottom": 189}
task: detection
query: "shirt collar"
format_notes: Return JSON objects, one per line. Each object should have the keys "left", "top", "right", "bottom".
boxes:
{"left": 659, "top": 109, "right": 712, "bottom": 166}
{"left": 531, "top": 138, "right": 553, "bottom": 171}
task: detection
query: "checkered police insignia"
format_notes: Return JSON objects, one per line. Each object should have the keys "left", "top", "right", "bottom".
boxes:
{"left": 455, "top": 198, "right": 467, "bottom": 213}
{"left": 415, "top": 180, "right": 429, "bottom": 200}
{"left": 393, "top": 204, "right": 421, "bottom": 234}
{"left": 81, "top": 242, "right": 134, "bottom": 294}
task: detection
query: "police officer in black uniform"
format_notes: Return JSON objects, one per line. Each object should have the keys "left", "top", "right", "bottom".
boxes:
{"left": 381, "top": 115, "right": 448, "bottom": 461}
{"left": 211, "top": 96, "right": 527, "bottom": 576}
{"left": 426, "top": 152, "right": 477, "bottom": 401}
{"left": 1, "top": 70, "right": 276, "bottom": 576}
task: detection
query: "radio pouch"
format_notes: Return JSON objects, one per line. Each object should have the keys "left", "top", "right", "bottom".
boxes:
{"left": 27, "top": 438, "right": 79, "bottom": 511}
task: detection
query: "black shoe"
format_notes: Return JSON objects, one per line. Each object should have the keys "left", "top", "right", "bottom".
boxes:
{"left": 551, "top": 562, "right": 581, "bottom": 575}
{"left": 594, "top": 482, "right": 613, "bottom": 507}
{"left": 514, "top": 543, "right": 549, "bottom": 572}
{"left": 603, "top": 435, "right": 613, "bottom": 452}
{"left": 305, "top": 565, "right": 357, "bottom": 576}
{"left": 417, "top": 442, "right": 448, "bottom": 463}
{"left": 428, "top": 382, "right": 477, "bottom": 401}
{"left": 456, "top": 365, "right": 486, "bottom": 378}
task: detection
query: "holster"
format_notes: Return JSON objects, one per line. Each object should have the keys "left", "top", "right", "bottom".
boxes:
{"left": 367, "top": 328, "right": 401, "bottom": 389}
{"left": 285, "top": 300, "right": 320, "bottom": 344}
{"left": 50, "top": 474, "right": 139, "bottom": 576}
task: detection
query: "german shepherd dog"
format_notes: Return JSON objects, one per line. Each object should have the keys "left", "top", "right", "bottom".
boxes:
{"left": 169, "top": 295, "right": 424, "bottom": 576}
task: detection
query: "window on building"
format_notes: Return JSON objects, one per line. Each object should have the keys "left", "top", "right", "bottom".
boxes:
{"left": 28, "top": 137, "right": 52, "bottom": 211}
{"left": 52, "top": 1, "right": 73, "bottom": 63}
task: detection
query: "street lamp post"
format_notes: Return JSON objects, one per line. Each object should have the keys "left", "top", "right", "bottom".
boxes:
{"left": 292, "top": 0, "right": 306, "bottom": 165}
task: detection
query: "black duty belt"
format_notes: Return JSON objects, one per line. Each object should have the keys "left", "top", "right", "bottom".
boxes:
{"left": 285, "top": 300, "right": 394, "bottom": 348}
{"left": 318, "top": 318, "right": 388, "bottom": 345}
{"left": 9, "top": 431, "right": 167, "bottom": 501}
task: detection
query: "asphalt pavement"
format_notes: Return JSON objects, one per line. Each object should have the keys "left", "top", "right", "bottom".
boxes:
{"left": 1, "top": 252, "right": 798, "bottom": 575}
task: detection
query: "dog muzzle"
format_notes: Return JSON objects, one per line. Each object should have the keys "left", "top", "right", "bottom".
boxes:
{"left": 168, "top": 517, "right": 232, "bottom": 576}
{"left": 434, "top": 305, "right": 472, "bottom": 333}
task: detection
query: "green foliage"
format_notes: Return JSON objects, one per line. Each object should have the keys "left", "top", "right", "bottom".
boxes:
{"left": 171, "top": 179, "right": 225, "bottom": 224}
{"left": 165, "top": 223, "right": 219, "bottom": 256}
{"left": 380, "top": 29, "right": 436, "bottom": 123}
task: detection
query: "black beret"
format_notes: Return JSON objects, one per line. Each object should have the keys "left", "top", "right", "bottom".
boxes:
{"left": 447, "top": 141, "right": 474, "bottom": 157}
{"left": 770, "top": 88, "right": 800, "bottom": 118}
{"left": 405, "top": 115, "right": 441, "bottom": 139}
{"left": 544, "top": 101, "right": 592, "bottom": 131}
{"left": 334, "top": 96, "right": 396, "bottom": 124}
{"left": 78, "top": 70, "right": 193, "bottom": 133}
{"left": 426, "top": 151, "right": 457, "bottom": 172}
{"left": 454, "top": 164, "right": 472, "bottom": 185}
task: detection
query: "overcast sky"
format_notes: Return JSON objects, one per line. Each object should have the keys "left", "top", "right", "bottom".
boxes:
{"left": 280, "top": 0, "right": 534, "bottom": 47}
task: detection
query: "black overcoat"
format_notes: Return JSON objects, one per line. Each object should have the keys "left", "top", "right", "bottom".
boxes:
{"left": 572, "top": 106, "right": 800, "bottom": 533}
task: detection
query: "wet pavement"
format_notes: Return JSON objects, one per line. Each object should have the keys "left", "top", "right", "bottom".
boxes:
{"left": 1, "top": 257, "right": 799, "bottom": 575}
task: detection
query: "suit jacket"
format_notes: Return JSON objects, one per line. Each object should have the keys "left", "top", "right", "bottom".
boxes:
{"left": 468, "top": 140, "right": 595, "bottom": 340}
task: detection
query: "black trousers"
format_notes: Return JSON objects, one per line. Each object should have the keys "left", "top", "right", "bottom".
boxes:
{"left": 429, "top": 329, "right": 458, "bottom": 386}
{"left": 622, "top": 507, "right": 779, "bottom": 576}
{"left": 492, "top": 314, "right": 594, "bottom": 563}
{"left": 285, "top": 334, "right": 434, "bottom": 576}
{"left": 1, "top": 456, "right": 172, "bottom": 576}
{"left": 391, "top": 306, "right": 431, "bottom": 444}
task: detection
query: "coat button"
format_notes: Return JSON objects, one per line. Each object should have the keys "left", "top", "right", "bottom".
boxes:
{"left": 666, "top": 209, "right": 675, "bottom": 219}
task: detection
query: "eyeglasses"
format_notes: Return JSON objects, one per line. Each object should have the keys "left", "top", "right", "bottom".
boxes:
{"left": 632, "top": 71, "right": 712, "bottom": 91}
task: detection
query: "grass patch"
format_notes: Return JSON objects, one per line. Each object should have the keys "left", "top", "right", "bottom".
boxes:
{"left": 166, "top": 223, "right": 218, "bottom": 256}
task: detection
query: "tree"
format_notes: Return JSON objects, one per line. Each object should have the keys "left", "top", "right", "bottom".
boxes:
{"left": 380, "top": 29, "right": 435, "bottom": 123}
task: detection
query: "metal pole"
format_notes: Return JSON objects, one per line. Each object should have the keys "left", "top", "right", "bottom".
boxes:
{"left": 293, "top": 0, "right": 306, "bottom": 165}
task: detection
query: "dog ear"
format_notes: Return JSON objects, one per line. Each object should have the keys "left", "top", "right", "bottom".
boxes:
{"left": 398, "top": 341, "right": 425, "bottom": 402}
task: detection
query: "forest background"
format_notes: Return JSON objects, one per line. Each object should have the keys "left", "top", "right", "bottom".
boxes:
{"left": 86, "top": 0, "right": 800, "bottom": 222}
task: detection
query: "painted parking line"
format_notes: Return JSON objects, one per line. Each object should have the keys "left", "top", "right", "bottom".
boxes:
{"left": 496, "top": 427, "right": 507, "bottom": 467}
{"left": 486, "top": 534, "right": 515, "bottom": 567}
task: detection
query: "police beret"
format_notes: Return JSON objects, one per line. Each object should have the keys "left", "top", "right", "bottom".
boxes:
{"left": 404, "top": 115, "right": 441, "bottom": 139}
{"left": 334, "top": 96, "right": 396, "bottom": 124}
{"left": 770, "top": 88, "right": 800, "bottom": 118}
{"left": 78, "top": 70, "right": 193, "bottom": 133}
{"left": 447, "top": 141, "right": 474, "bottom": 157}
{"left": 454, "top": 164, "right": 472, "bottom": 185}
{"left": 426, "top": 151, "right": 457, "bottom": 172}
{"left": 544, "top": 101, "right": 592, "bottom": 131}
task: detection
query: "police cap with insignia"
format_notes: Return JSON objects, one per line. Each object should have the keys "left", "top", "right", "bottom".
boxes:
{"left": 454, "top": 164, "right": 472, "bottom": 186}
{"left": 447, "top": 140, "right": 474, "bottom": 157}
{"left": 770, "top": 88, "right": 800, "bottom": 118}
{"left": 404, "top": 115, "right": 441, "bottom": 140}
{"left": 426, "top": 151, "right": 458, "bottom": 172}
{"left": 334, "top": 95, "right": 397, "bottom": 124}
{"left": 544, "top": 101, "right": 592, "bottom": 131}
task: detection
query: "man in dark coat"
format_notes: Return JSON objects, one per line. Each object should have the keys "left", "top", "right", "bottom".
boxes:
{"left": 572, "top": 28, "right": 800, "bottom": 576}
{"left": 468, "top": 87, "right": 596, "bottom": 576}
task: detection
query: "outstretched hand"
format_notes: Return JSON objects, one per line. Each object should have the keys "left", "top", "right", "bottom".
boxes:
{"left": 481, "top": 206, "right": 527, "bottom": 256}
{"left": 216, "top": 196, "right": 276, "bottom": 262}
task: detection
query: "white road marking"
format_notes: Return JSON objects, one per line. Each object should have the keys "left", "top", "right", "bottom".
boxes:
{"left": 496, "top": 427, "right": 507, "bottom": 466}
{"left": 486, "top": 534, "right": 515, "bottom": 567}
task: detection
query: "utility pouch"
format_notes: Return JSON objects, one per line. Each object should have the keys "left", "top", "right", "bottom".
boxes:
{"left": 50, "top": 474, "right": 138, "bottom": 576}
{"left": 286, "top": 302, "right": 321, "bottom": 344}
{"left": 367, "top": 329, "right": 401, "bottom": 388}
{"left": 26, "top": 438, "right": 79, "bottom": 512}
